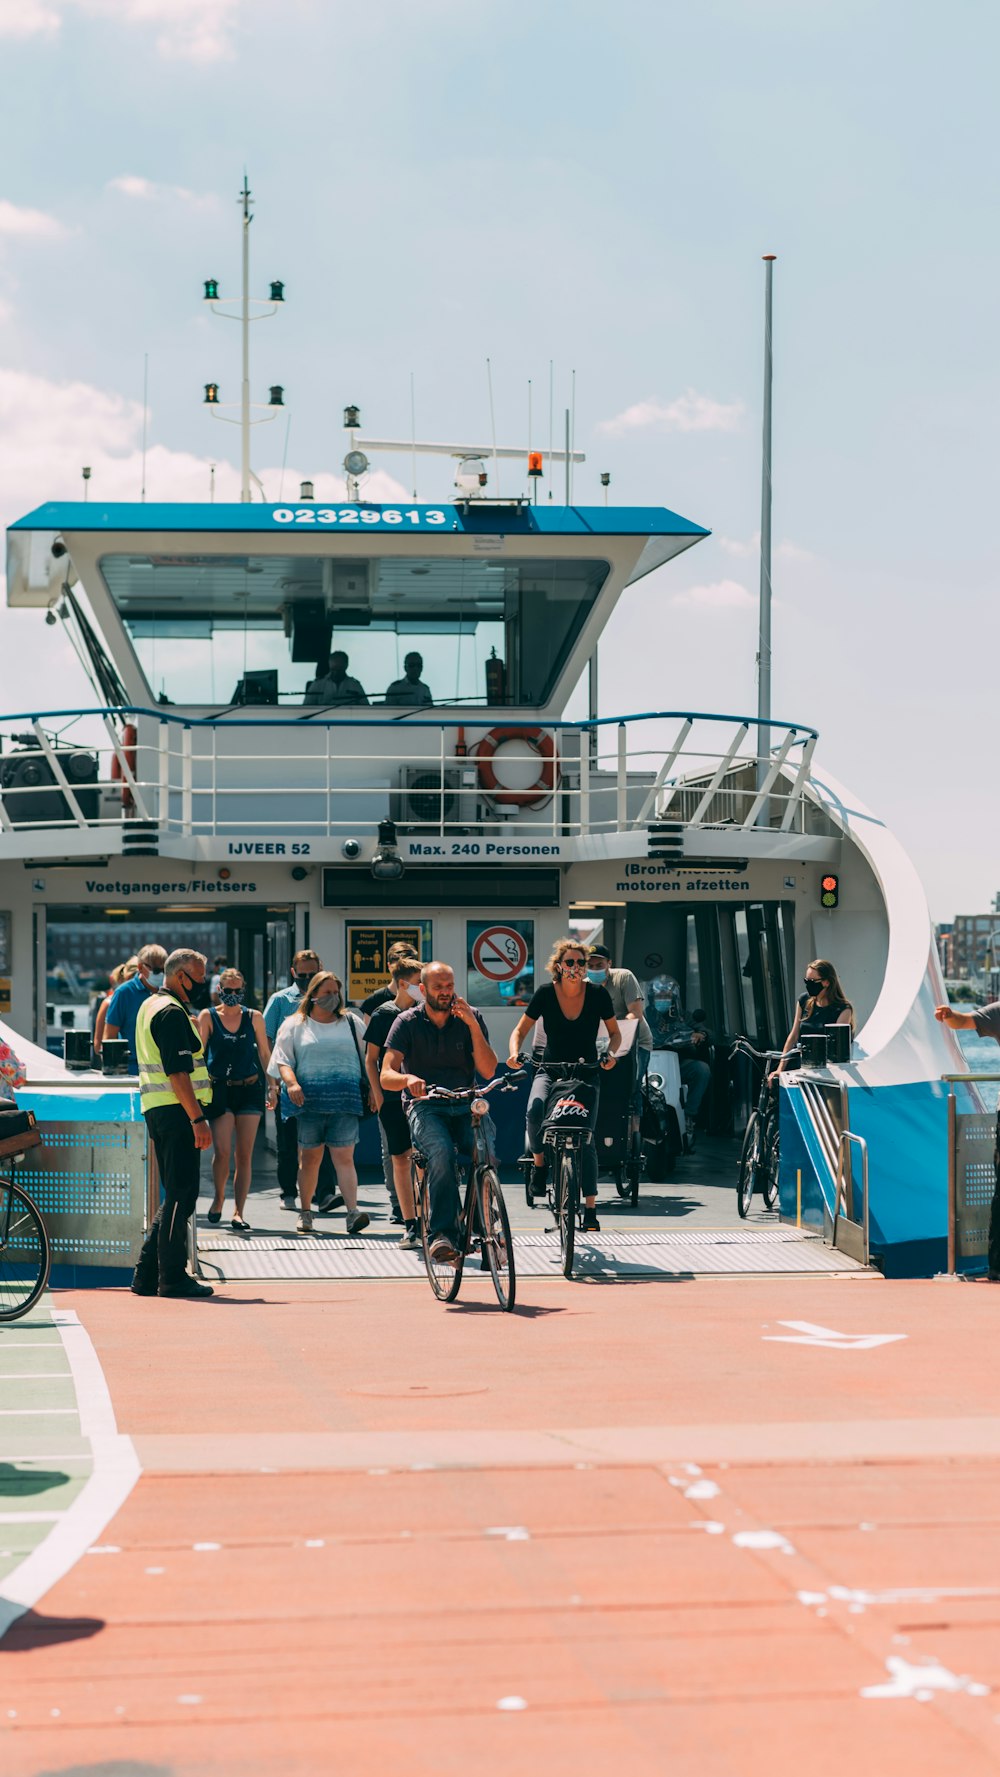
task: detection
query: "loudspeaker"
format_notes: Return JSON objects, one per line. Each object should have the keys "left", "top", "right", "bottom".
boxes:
{"left": 289, "top": 600, "right": 332, "bottom": 664}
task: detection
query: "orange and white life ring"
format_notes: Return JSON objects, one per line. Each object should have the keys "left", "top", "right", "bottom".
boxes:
{"left": 110, "top": 721, "right": 138, "bottom": 809}
{"left": 473, "top": 725, "right": 558, "bottom": 809}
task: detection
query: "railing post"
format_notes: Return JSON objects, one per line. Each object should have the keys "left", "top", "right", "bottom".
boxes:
{"left": 578, "top": 729, "right": 589, "bottom": 837}
{"left": 947, "top": 1088, "right": 957, "bottom": 1275}
{"left": 616, "top": 722, "right": 627, "bottom": 832}
{"left": 158, "top": 722, "right": 170, "bottom": 830}
{"left": 181, "top": 726, "right": 193, "bottom": 836}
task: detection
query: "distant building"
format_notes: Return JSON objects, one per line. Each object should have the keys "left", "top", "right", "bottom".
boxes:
{"left": 940, "top": 901, "right": 1000, "bottom": 979}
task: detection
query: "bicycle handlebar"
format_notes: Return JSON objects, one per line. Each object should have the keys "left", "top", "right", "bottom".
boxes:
{"left": 510, "top": 1056, "right": 606, "bottom": 1077}
{"left": 420, "top": 1076, "right": 520, "bottom": 1104}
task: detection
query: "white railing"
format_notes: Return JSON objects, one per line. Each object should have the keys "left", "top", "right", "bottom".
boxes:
{"left": 0, "top": 707, "right": 819, "bottom": 843}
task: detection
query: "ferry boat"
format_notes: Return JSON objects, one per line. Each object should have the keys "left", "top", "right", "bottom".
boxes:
{"left": 1, "top": 436, "right": 972, "bottom": 1277}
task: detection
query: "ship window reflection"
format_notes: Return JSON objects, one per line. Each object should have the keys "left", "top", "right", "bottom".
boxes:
{"left": 99, "top": 552, "right": 609, "bottom": 708}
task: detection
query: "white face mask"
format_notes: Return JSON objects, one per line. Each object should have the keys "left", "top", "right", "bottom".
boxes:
{"left": 405, "top": 982, "right": 425, "bottom": 1004}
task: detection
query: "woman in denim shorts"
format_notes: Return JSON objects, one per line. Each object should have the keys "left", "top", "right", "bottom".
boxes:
{"left": 197, "top": 968, "right": 274, "bottom": 1232}
{"left": 269, "top": 971, "right": 370, "bottom": 1237}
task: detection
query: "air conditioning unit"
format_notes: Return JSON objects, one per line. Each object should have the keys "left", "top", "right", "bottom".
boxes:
{"left": 395, "top": 768, "right": 462, "bottom": 828}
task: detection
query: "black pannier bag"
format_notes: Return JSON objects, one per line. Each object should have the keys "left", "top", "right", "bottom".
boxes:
{"left": 541, "top": 1078, "right": 598, "bottom": 1134}
{"left": 0, "top": 1107, "right": 41, "bottom": 1157}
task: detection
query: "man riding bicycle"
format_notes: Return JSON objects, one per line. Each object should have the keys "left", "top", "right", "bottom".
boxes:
{"left": 381, "top": 961, "right": 497, "bottom": 1266}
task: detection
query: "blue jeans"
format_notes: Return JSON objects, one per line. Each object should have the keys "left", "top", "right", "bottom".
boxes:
{"left": 406, "top": 1101, "right": 496, "bottom": 1242}
{"left": 680, "top": 1057, "right": 711, "bottom": 1122}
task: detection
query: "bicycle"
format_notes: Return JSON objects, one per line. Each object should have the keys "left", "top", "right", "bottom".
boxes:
{"left": 0, "top": 1140, "right": 51, "bottom": 1323}
{"left": 730, "top": 1037, "right": 796, "bottom": 1218}
{"left": 516, "top": 1059, "right": 603, "bottom": 1279}
{"left": 409, "top": 1075, "right": 519, "bottom": 1311}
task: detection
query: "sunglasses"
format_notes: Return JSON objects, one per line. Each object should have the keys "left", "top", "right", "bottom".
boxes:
{"left": 561, "top": 958, "right": 587, "bottom": 972}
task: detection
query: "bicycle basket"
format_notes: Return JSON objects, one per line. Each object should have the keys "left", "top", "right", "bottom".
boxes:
{"left": 0, "top": 1107, "right": 41, "bottom": 1158}
{"left": 541, "top": 1079, "right": 597, "bottom": 1132}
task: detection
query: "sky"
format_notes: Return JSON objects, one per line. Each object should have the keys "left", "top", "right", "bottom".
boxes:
{"left": 0, "top": 0, "right": 995, "bottom": 919}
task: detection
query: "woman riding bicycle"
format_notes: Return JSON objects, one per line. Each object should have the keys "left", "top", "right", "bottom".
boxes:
{"left": 768, "top": 958, "right": 854, "bottom": 1083}
{"left": 508, "top": 937, "right": 620, "bottom": 1232}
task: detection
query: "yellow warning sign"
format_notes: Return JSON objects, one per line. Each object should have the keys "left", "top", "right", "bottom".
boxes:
{"left": 346, "top": 924, "right": 425, "bottom": 1004}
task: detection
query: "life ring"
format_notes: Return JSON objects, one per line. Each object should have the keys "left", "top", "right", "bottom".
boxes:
{"left": 473, "top": 726, "right": 558, "bottom": 809}
{"left": 110, "top": 722, "right": 138, "bottom": 809}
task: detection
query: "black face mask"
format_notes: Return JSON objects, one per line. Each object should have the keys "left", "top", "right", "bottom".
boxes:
{"left": 183, "top": 976, "right": 211, "bottom": 1010}
{"left": 293, "top": 972, "right": 316, "bottom": 993}
{"left": 804, "top": 978, "right": 824, "bottom": 996}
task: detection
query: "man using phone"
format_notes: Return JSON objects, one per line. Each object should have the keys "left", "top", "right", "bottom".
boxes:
{"left": 380, "top": 961, "right": 497, "bottom": 1265}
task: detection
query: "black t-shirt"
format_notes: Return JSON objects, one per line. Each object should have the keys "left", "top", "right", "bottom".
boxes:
{"left": 525, "top": 981, "right": 615, "bottom": 1064}
{"left": 149, "top": 1001, "right": 202, "bottom": 1075}
{"left": 798, "top": 992, "right": 851, "bottom": 1036}
{"left": 361, "top": 984, "right": 394, "bottom": 1018}
{"left": 366, "top": 1001, "right": 404, "bottom": 1096}
{"left": 384, "top": 1004, "right": 490, "bottom": 1092}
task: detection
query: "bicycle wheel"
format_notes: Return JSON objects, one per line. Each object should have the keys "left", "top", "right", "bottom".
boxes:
{"left": 478, "top": 1167, "right": 516, "bottom": 1311}
{"left": 557, "top": 1147, "right": 577, "bottom": 1279}
{"left": 762, "top": 1124, "right": 780, "bottom": 1210}
{"left": 413, "top": 1158, "right": 464, "bottom": 1303}
{"left": 627, "top": 1133, "right": 643, "bottom": 1209}
{"left": 0, "top": 1179, "right": 50, "bottom": 1323}
{"left": 614, "top": 1162, "right": 629, "bottom": 1199}
{"left": 737, "top": 1115, "right": 761, "bottom": 1219}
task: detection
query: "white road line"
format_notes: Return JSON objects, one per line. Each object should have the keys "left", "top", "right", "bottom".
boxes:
{"left": 0, "top": 1408, "right": 77, "bottom": 1416}
{"left": 0, "top": 1374, "right": 73, "bottom": 1381}
{"left": 0, "top": 1310, "right": 141, "bottom": 1641}
{"left": 0, "top": 1513, "right": 62, "bottom": 1525}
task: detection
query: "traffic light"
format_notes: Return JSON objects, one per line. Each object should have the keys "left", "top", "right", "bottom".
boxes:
{"left": 820, "top": 872, "right": 839, "bottom": 909}
{"left": 203, "top": 382, "right": 220, "bottom": 405}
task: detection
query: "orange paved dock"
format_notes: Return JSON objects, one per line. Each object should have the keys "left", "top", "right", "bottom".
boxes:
{"left": 6, "top": 1272, "right": 1000, "bottom": 1774}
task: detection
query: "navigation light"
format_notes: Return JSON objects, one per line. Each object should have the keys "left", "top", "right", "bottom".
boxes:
{"left": 204, "top": 382, "right": 220, "bottom": 404}
{"left": 269, "top": 280, "right": 285, "bottom": 302}
{"left": 203, "top": 278, "right": 220, "bottom": 301}
{"left": 299, "top": 480, "right": 314, "bottom": 500}
{"left": 269, "top": 385, "right": 285, "bottom": 406}
{"left": 343, "top": 405, "right": 361, "bottom": 429}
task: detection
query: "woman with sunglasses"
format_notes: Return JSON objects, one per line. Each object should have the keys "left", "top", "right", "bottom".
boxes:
{"left": 768, "top": 958, "right": 854, "bottom": 1084}
{"left": 508, "top": 937, "right": 620, "bottom": 1231}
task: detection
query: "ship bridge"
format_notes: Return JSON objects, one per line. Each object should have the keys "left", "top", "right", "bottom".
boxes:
{"left": 4, "top": 499, "right": 833, "bottom": 869}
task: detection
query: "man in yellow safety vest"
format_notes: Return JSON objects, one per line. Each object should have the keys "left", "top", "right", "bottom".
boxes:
{"left": 131, "top": 948, "right": 216, "bottom": 1300}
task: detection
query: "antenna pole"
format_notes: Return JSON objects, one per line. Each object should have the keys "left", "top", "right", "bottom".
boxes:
{"left": 757, "top": 254, "right": 776, "bottom": 795}
{"left": 564, "top": 409, "right": 570, "bottom": 504}
{"left": 570, "top": 368, "right": 576, "bottom": 503}
{"left": 410, "top": 371, "right": 417, "bottom": 499}
{"left": 141, "top": 352, "right": 149, "bottom": 502}
{"left": 240, "top": 175, "right": 252, "bottom": 504}
{"left": 548, "top": 360, "right": 554, "bottom": 501}
{"left": 486, "top": 357, "right": 500, "bottom": 496}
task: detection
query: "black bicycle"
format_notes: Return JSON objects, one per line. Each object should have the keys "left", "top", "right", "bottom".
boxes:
{"left": 731, "top": 1037, "right": 795, "bottom": 1217}
{"left": 517, "top": 1059, "right": 604, "bottom": 1279}
{"left": 409, "top": 1075, "right": 519, "bottom": 1311}
{"left": 0, "top": 1157, "right": 51, "bottom": 1323}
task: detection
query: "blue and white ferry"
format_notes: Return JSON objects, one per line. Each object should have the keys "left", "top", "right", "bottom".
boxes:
{"left": 1, "top": 443, "right": 970, "bottom": 1276}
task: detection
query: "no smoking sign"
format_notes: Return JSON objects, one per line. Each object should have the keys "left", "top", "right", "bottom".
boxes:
{"left": 471, "top": 924, "right": 529, "bottom": 983}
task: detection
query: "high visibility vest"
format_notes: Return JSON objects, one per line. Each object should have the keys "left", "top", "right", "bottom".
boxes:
{"left": 135, "top": 991, "right": 213, "bottom": 1115}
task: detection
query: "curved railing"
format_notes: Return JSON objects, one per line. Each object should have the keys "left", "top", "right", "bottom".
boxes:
{"left": 0, "top": 705, "right": 819, "bottom": 842}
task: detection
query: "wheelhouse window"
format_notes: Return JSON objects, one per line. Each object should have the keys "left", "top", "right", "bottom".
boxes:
{"left": 99, "top": 552, "right": 609, "bottom": 708}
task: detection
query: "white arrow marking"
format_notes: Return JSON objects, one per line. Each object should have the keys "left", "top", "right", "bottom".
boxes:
{"left": 763, "top": 1319, "right": 907, "bottom": 1350}
{"left": 861, "top": 1655, "right": 988, "bottom": 1700}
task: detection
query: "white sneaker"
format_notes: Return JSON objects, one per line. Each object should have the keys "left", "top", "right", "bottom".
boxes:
{"left": 296, "top": 1210, "right": 313, "bottom": 1236}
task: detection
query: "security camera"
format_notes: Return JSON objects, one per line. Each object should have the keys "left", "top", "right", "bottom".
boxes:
{"left": 51, "top": 540, "right": 67, "bottom": 559}
{"left": 341, "top": 839, "right": 361, "bottom": 860}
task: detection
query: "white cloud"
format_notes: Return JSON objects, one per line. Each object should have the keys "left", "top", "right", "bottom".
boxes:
{"left": 719, "top": 531, "right": 818, "bottom": 565}
{"left": 597, "top": 389, "right": 744, "bottom": 437}
{"left": 0, "top": 199, "right": 67, "bottom": 240}
{"left": 107, "top": 175, "right": 217, "bottom": 210}
{"left": 673, "top": 578, "right": 756, "bottom": 611}
{"left": 0, "top": 0, "right": 60, "bottom": 37}
{"left": 0, "top": 0, "right": 240, "bottom": 62}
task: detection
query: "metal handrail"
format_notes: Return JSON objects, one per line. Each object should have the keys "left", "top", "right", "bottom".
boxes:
{"left": 834, "top": 1130, "right": 869, "bottom": 1264}
{"left": 0, "top": 703, "right": 820, "bottom": 737}
{"left": 0, "top": 704, "right": 822, "bottom": 843}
